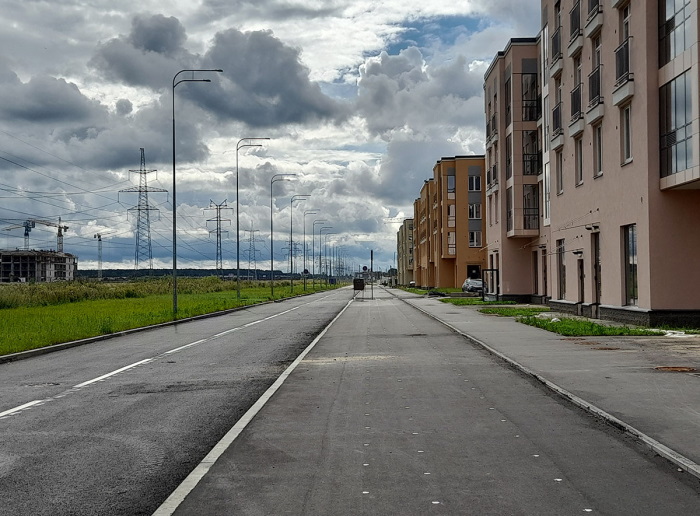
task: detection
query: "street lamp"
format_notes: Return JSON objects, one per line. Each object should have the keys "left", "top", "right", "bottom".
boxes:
{"left": 303, "top": 210, "right": 318, "bottom": 290}
{"left": 323, "top": 232, "right": 337, "bottom": 285}
{"left": 319, "top": 227, "right": 334, "bottom": 286}
{"left": 312, "top": 219, "right": 327, "bottom": 289}
{"left": 289, "top": 194, "right": 310, "bottom": 292}
{"left": 270, "top": 173, "right": 296, "bottom": 297}
{"left": 236, "top": 137, "right": 269, "bottom": 300}
{"left": 172, "top": 68, "right": 222, "bottom": 316}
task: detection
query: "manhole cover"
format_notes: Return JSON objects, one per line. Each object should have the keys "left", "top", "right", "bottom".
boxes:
{"left": 655, "top": 366, "right": 697, "bottom": 372}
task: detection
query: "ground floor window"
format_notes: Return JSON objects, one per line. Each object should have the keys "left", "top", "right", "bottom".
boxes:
{"left": 556, "top": 239, "right": 566, "bottom": 299}
{"left": 623, "top": 224, "right": 638, "bottom": 305}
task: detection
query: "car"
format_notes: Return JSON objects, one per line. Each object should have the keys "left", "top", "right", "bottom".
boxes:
{"left": 461, "top": 278, "right": 484, "bottom": 293}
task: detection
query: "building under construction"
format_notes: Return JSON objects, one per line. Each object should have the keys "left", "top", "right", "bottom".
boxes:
{"left": 0, "top": 250, "right": 78, "bottom": 283}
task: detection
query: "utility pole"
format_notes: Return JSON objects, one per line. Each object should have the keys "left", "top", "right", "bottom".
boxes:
{"left": 94, "top": 234, "right": 103, "bottom": 280}
{"left": 119, "top": 148, "right": 167, "bottom": 271}
{"left": 205, "top": 199, "right": 232, "bottom": 278}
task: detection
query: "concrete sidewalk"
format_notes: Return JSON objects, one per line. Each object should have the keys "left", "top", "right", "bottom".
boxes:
{"left": 389, "top": 287, "right": 700, "bottom": 477}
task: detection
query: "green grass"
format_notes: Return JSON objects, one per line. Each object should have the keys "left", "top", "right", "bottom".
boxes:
{"left": 517, "top": 316, "right": 661, "bottom": 336}
{"left": 0, "top": 279, "right": 344, "bottom": 356}
{"left": 439, "top": 298, "right": 518, "bottom": 306}
{"left": 479, "top": 307, "right": 551, "bottom": 316}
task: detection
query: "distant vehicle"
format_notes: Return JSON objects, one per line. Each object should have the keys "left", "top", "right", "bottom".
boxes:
{"left": 462, "top": 278, "right": 484, "bottom": 293}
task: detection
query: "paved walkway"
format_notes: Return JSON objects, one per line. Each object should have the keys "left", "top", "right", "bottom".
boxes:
{"left": 390, "top": 288, "right": 700, "bottom": 474}
{"left": 155, "top": 286, "right": 700, "bottom": 515}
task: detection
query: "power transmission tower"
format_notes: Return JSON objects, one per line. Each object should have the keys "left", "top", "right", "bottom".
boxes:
{"left": 244, "top": 226, "right": 260, "bottom": 280}
{"left": 205, "top": 199, "right": 232, "bottom": 278}
{"left": 119, "top": 148, "right": 167, "bottom": 271}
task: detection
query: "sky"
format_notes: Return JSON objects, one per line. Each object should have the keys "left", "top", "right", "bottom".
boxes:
{"left": 0, "top": 0, "right": 540, "bottom": 274}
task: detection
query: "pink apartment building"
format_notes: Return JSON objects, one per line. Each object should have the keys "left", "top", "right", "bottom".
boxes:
{"left": 485, "top": 0, "right": 700, "bottom": 326}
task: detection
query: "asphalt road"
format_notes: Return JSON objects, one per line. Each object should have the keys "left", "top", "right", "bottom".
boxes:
{"left": 0, "top": 288, "right": 353, "bottom": 516}
{"left": 171, "top": 288, "right": 700, "bottom": 515}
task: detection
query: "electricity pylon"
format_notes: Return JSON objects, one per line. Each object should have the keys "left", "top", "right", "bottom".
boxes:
{"left": 119, "top": 148, "right": 167, "bottom": 271}
{"left": 244, "top": 226, "right": 261, "bottom": 280}
{"left": 205, "top": 200, "right": 232, "bottom": 278}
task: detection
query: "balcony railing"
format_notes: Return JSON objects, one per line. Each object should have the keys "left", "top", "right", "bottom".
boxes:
{"left": 523, "top": 97, "right": 541, "bottom": 121}
{"left": 486, "top": 113, "right": 498, "bottom": 140}
{"left": 552, "top": 102, "right": 563, "bottom": 136}
{"left": 489, "top": 163, "right": 499, "bottom": 186}
{"left": 615, "top": 37, "right": 632, "bottom": 86}
{"left": 587, "top": 0, "right": 600, "bottom": 19}
{"left": 570, "top": 1, "right": 581, "bottom": 40}
{"left": 523, "top": 154, "right": 541, "bottom": 176}
{"left": 551, "top": 26, "right": 562, "bottom": 61}
{"left": 588, "top": 65, "right": 602, "bottom": 108}
{"left": 523, "top": 208, "right": 540, "bottom": 230}
{"left": 570, "top": 83, "right": 582, "bottom": 121}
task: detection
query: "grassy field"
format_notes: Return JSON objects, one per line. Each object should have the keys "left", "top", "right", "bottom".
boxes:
{"left": 517, "top": 315, "right": 660, "bottom": 336}
{"left": 0, "top": 278, "right": 343, "bottom": 356}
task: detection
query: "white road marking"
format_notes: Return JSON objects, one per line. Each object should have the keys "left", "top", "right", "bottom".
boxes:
{"left": 0, "top": 399, "right": 45, "bottom": 418}
{"left": 1, "top": 292, "right": 344, "bottom": 422}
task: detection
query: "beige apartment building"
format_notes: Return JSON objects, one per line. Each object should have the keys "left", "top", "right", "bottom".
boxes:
{"left": 485, "top": 0, "right": 700, "bottom": 326}
{"left": 412, "top": 156, "right": 486, "bottom": 289}
{"left": 397, "top": 218, "right": 414, "bottom": 286}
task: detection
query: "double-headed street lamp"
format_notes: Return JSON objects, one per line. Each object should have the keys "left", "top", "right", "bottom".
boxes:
{"left": 289, "top": 194, "right": 310, "bottom": 292}
{"left": 319, "top": 226, "right": 334, "bottom": 285}
{"left": 270, "top": 173, "right": 296, "bottom": 297}
{"left": 236, "top": 137, "right": 269, "bottom": 300}
{"left": 302, "top": 210, "right": 318, "bottom": 290}
{"left": 172, "top": 68, "right": 222, "bottom": 316}
{"left": 323, "top": 232, "right": 337, "bottom": 284}
{"left": 312, "top": 219, "right": 327, "bottom": 289}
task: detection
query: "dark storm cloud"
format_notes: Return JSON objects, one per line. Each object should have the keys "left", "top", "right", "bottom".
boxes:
{"left": 199, "top": 0, "right": 342, "bottom": 23}
{"left": 89, "top": 14, "right": 192, "bottom": 90}
{"left": 197, "top": 29, "right": 346, "bottom": 127}
{"left": 0, "top": 63, "right": 106, "bottom": 124}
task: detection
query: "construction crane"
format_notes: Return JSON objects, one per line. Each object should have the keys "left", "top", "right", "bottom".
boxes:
{"left": 2, "top": 218, "right": 69, "bottom": 251}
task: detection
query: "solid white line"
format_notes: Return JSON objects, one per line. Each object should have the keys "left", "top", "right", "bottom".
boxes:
{"left": 165, "top": 340, "right": 208, "bottom": 355}
{"left": 0, "top": 399, "right": 45, "bottom": 418}
{"left": 152, "top": 296, "right": 355, "bottom": 516}
{"left": 74, "top": 358, "right": 153, "bottom": 388}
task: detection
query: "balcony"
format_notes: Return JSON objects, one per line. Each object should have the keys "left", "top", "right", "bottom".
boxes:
{"left": 584, "top": 0, "right": 603, "bottom": 38}
{"left": 523, "top": 154, "right": 541, "bottom": 176}
{"left": 568, "top": 1, "right": 583, "bottom": 57}
{"left": 551, "top": 102, "right": 564, "bottom": 150}
{"left": 486, "top": 112, "right": 498, "bottom": 145}
{"left": 586, "top": 65, "right": 605, "bottom": 124}
{"left": 523, "top": 98, "right": 541, "bottom": 121}
{"left": 550, "top": 27, "right": 563, "bottom": 77}
{"left": 507, "top": 208, "right": 540, "bottom": 238}
{"left": 568, "top": 83, "right": 585, "bottom": 137}
{"left": 487, "top": 163, "right": 500, "bottom": 189}
{"left": 613, "top": 37, "right": 634, "bottom": 106}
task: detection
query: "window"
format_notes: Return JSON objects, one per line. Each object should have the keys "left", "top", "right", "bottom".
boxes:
{"left": 469, "top": 231, "right": 482, "bottom": 248}
{"left": 505, "top": 77, "right": 512, "bottom": 126}
{"left": 523, "top": 130, "right": 540, "bottom": 175}
{"left": 468, "top": 175, "right": 482, "bottom": 191}
{"left": 447, "top": 168, "right": 456, "bottom": 199}
{"left": 660, "top": 71, "right": 693, "bottom": 177}
{"left": 659, "top": 0, "right": 693, "bottom": 66}
{"left": 557, "top": 238, "right": 566, "bottom": 299}
{"left": 556, "top": 151, "right": 563, "bottom": 194}
{"left": 447, "top": 204, "right": 456, "bottom": 227}
{"left": 593, "top": 123, "right": 603, "bottom": 176}
{"left": 506, "top": 187, "right": 513, "bottom": 231}
{"left": 523, "top": 185, "right": 539, "bottom": 229}
{"left": 522, "top": 73, "right": 539, "bottom": 121}
{"left": 621, "top": 104, "right": 632, "bottom": 163}
{"left": 494, "top": 191, "right": 499, "bottom": 224}
{"left": 623, "top": 224, "right": 638, "bottom": 306}
{"left": 447, "top": 232, "right": 456, "bottom": 255}
{"left": 543, "top": 162, "right": 551, "bottom": 221}
{"left": 506, "top": 134, "right": 513, "bottom": 179}
{"left": 468, "top": 203, "right": 482, "bottom": 219}
{"left": 575, "top": 137, "right": 583, "bottom": 184}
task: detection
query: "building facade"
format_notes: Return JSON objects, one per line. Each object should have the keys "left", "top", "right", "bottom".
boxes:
{"left": 413, "top": 156, "right": 487, "bottom": 289}
{"left": 0, "top": 250, "right": 78, "bottom": 282}
{"left": 485, "top": 0, "right": 700, "bottom": 325}
{"left": 397, "top": 218, "right": 414, "bottom": 286}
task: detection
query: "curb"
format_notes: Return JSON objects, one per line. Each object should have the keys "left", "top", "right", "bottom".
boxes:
{"left": 388, "top": 289, "right": 700, "bottom": 481}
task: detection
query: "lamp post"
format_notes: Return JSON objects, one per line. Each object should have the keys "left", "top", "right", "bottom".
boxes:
{"left": 312, "top": 219, "right": 327, "bottom": 289}
{"left": 302, "top": 210, "right": 318, "bottom": 290}
{"left": 319, "top": 227, "right": 334, "bottom": 285}
{"left": 236, "top": 137, "right": 269, "bottom": 300}
{"left": 323, "top": 232, "right": 337, "bottom": 285}
{"left": 289, "top": 194, "right": 310, "bottom": 292}
{"left": 172, "top": 68, "right": 222, "bottom": 316}
{"left": 270, "top": 173, "right": 296, "bottom": 298}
